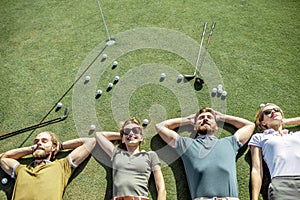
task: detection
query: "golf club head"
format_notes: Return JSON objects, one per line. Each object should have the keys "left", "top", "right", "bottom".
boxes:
{"left": 183, "top": 75, "right": 196, "bottom": 82}
{"left": 194, "top": 77, "right": 204, "bottom": 91}
{"left": 62, "top": 108, "right": 69, "bottom": 119}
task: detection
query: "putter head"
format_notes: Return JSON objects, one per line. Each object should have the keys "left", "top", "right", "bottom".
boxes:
{"left": 183, "top": 74, "right": 196, "bottom": 81}
{"left": 61, "top": 108, "right": 69, "bottom": 119}
{"left": 194, "top": 77, "right": 204, "bottom": 91}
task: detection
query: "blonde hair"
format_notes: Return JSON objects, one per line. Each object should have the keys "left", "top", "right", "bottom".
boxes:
{"left": 255, "top": 103, "right": 284, "bottom": 131}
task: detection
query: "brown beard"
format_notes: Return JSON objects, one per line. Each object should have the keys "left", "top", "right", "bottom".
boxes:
{"left": 32, "top": 149, "right": 50, "bottom": 159}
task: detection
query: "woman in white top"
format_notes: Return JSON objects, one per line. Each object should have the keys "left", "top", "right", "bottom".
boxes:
{"left": 249, "top": 103, "right": 300, "bottom": 200}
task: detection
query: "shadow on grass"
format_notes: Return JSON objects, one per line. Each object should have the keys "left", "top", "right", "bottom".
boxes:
{"left": 0, "top": 150, "right": 91, "bottom": 200}
{"left": 92, "top": 143, "right": 113, "bottom": 200}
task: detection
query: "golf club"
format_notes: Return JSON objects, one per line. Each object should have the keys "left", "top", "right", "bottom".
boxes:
{"left": 184, "top": 22, "right": 207, "bottom": 80}
{"left": 196, "top": 21, "right": 216, "bottom": 75}
{"left": 0, "top": 108, "right": 69, "bottom": 140}
{"left": 18, "top": 45, "right": 108, "bottom": 147}
{"left": 96, "top": 0, "right": 115, "bottom": 46}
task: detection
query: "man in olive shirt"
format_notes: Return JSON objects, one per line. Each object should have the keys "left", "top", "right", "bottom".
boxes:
{"left": 0, "top": 131, "right": 95, "bottom": 200}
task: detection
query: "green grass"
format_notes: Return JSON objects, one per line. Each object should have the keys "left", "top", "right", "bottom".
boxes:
{"left": 0, "top": 0, "right": 299, "bottom": 199}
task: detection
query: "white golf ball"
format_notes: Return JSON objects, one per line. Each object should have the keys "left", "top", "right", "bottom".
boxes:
{"left": 108, "top": 83, "right": 113, "bottom": 88}
{"left": 221, "top": 91, "right": 227, "bottom": 97}
{"left": 143, "top": 119, "right": 149, "bottom": 125}
{"left": 1, "top": 178, "right": 8, "bottom": 185}
{"left": 57, "top": 102, "right": 63, "bottom": 108}
{"left": 114, "top": 76, "right": 120, "bottom": 81}
{"left": 217, "top": 88, "right": 223, "bottom": 94}
{"left": 102, "top": 54, "right": 107, "bottom": 59}
{"left": 97, "top": 90, "right": 102, "bottom": 95}
{"left": 90, "top": 124, "right": 96, "bottom": 130}
{"left": 217, "top": 84, "right": 223, "bottom": 90}
{"left": 212, "top": 88, "right": 217, "bottom": 94}
{"left": 178, "top": 74, "right": 183, "bottom": 80}
{"left": 113, "top": 61, "right": 118, "bottom": 67}
{"left": 161, "top": 73, "right": 166, "bottom": 78}
{"left": 85, "top": 76, "right": 90, "bottom": 81}
{"left": 260, "top": 103, "right": 265, "bottom": 108}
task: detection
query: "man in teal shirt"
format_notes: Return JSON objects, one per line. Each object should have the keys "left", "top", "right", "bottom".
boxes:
{"left": 156, "top": 108, "right": 254, "bottom": 199}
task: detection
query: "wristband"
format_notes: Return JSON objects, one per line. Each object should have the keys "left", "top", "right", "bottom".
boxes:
{"left": 59, "top": 141, "right": 64, "bottom": 150}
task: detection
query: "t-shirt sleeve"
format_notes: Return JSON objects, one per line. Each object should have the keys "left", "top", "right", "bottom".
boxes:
{"left": 248, "top": 133, "right": 262, "bottom": 148}
{"left": 58, "top": 156, "right": 75, "bottom": 181}
{"left": 148, "top": 151, "right": 161, "bottom": 170}
{"left": 225, "top": 135, "right": 241, "bottom": 153}
{"left": 174, "top": 136, "right": 193, "bottom": 155}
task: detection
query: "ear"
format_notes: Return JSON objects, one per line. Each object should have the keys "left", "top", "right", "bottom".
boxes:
{"left": 52, "top": 144, "right": 59, "bottom": 155}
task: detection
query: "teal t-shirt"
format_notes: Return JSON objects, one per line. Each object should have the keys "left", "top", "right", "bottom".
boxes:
{"left": 174, "top": 135, "right": 240, "bottom": 199}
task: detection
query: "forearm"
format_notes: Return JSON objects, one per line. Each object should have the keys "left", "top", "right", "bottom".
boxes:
{"left": 251, "top": 170, "right": 262, "bottom": 200}
{"left": 61, "top": 138, "right": 94, "bottom": 150}
{"left": 217, "top": 113, "right": 253, "bottom": 129}
{"left": 1, "top": 146, "right": 34, "bottom": 160}
{"left": 156, "top": 115, "right": 194, "bottom": 131}
{"left": 283, "top": 117, "right": 300, "bottom": 126}
{"left": 97, "top": 131, "right": 121, "bottom": 141}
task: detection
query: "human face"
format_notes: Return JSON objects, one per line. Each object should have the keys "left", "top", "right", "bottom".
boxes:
{"left": 261, "top": 105, "right": 283, "bottom": 128}
{"left": 194, "top": 112, "right": 218, "bottom": 135}
{"left": 32, "top": 132, "right": 56, "bottom": 160}
{"left": 121, "top": 123, "right": 143, "bottom": 146}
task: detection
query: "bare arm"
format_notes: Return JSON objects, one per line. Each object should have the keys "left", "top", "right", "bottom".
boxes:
{"left": 215, "top": 111, "right": 255, "bottom": 145}
{"left": 155, "top": 114, "right": 195, "bottom": 147}
{"left": 95, "top": 132, "right": 121, "bottom": 158}
{"left": 153, "top": 165, "right": 166, "bottom": 200}
{"left": 283, "top": 117, "right": 300, "bottom": 126}
{"left": 0, "top": 146, "right": 34, "bottom": 176}
{"left": 250, "top": 146, "right": 263, "bottom": 200}
{"left": 62, "top": 137, "right": 96, "bottom": 167}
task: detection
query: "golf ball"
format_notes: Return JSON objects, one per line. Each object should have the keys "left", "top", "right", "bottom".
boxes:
{"left": 217, "top": 88, "right": 223, "bottom": 94}
{"left": 108, "top": 83, "right": 113, "bottom": 88}
{"left": 85, "top": 76, "right": 91, "bottom": 81}
{"left": 212, "top": 88, "right": 217, "bottom": 94}
{"left": 102, "top": 54, "right": 107, "bottom": 59}
{"left": 260, "top": 103, "right": 265, "bottom": 108}
{"left": 221, "top": 91, "right": 227, "bottom": 97}
{"left": 143, "top": 119, "right": 149, "bottom": 125}
{"left": 113, "top": 61, "right": 118, "bottom": 67}
{"left": 161, "top": 73, "right": 166, "bottom": 78}
{"left": 1, "top": 178, "right": 8, "bottom": 185}
{"left": 90, "top": 125, "right": 96, "bottom": 130}
{"left": 97, "top": 90, "right": 102, "bottom": 95}
{"left": 217, "top": 84, "right": 223, "bottom": 90}
{"left": 57, "top": 102, "right": 63, "bottom": 108}
{"left": 178, "top": 74, "right": 183, "bottom": 80}
{"left": 114, "top": 76, "right": 120, "bottom": 81}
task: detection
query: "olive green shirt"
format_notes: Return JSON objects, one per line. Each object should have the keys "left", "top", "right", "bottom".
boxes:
{"left": 12, "top": 156, "right": 74, "bottom": 200}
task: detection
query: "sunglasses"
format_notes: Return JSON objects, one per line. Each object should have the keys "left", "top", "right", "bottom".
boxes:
{"left": 122, "top": 127, "right": 142, "bottom": 135}
{"left": 262, "top": 107, "right": 281, "bottom": 115}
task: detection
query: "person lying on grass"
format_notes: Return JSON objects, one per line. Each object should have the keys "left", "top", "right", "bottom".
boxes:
{"left": 95, "top": 117, "right": 166, "bottom": 200}
{"left": 249, "top": 103, "right": 300, "bottom": 200}
{"left": 0, "top": 131, "right": 95, "bottom": 200}
{"left": 156, "top": 108, "right": 255, "bottom": 200}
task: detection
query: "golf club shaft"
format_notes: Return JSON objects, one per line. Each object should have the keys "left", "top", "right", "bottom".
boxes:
{"left": 197, "top": 22, "right": 216, "bottom": 74}
{"left": 96, "top": 0, "right": 111, "bottom": 41}
{"left": 194, "top": 22, "right": 207, "bottom": 75}
{"left": 18, "top": 46, "right": 107, "bottom": 147}
{"left": 0, "top": 108, "right": 69, "bottom": 140}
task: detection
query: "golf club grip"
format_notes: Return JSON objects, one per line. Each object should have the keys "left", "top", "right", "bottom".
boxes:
{"left": 206, "top": 22, "right": 216, "bottom": 47}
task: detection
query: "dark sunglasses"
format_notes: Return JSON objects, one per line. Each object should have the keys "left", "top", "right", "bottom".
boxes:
{"left": 262, "top": 107, "right": 281, "bottom": 115}
{"left": 122, "top": 127, "right": 142, "bottom": 135}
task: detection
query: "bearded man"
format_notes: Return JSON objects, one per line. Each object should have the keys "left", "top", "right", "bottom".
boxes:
{"left": 155, "top": 108, "right": 254, "bottom": 200}
{"left": 0, "top": 131, "right": 95, "bottom": 200}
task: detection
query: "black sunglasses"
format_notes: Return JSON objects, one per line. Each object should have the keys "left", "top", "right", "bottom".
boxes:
{"left": 262, "top": 107, "right": 281, "bottom": 115}
{"left": 122, "top": 127, "right": 142, "bottom": 135}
